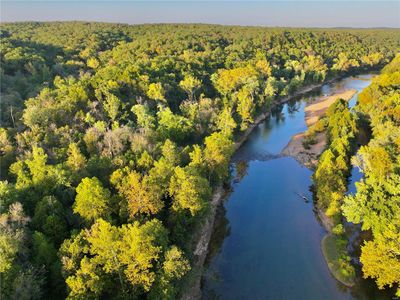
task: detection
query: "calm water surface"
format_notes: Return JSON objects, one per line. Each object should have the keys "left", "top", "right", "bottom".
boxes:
{"left": 202, "top": 74, "right": 392, "bottom": 299}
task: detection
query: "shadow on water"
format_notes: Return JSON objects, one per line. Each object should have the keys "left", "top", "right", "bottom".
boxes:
{"left": 204, "top": 202, "right": 231, "bottom": 265}
{"left": 205, "top": 161, "right": 251, "bottom": 265}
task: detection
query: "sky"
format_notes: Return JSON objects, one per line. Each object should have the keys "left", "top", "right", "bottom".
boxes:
{"left": 1, "top": 1, "right": 399, "bottom": 28}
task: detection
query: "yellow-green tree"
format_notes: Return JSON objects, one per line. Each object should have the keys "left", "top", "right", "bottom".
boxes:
{"left": 204, "top": 132, "right": 234, "bottom": 182}
{"left": 179, "top": 74, "right": 201, "bottom": 101}
{"left": 66, "top": 143, "right": 87, "bottom": 173}
{"left": 110, "top": 167, "right": 163, "bottom": 219}
{"left": 73, "top": 177, "right": 111, "bottom": 223}
{"left": 169, "top": 166, "right": 211, "bottom": 216}
{"left": 147, "top": 83, "right": 166, "bottom": 102}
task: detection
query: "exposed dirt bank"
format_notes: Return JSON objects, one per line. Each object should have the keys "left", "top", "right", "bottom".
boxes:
{"left": 282, "top": 89, "right": 357, "bottom": 169}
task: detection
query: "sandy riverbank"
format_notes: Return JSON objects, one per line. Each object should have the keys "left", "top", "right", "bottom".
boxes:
{"left": 282, "top": 89, "right": 357, "bottom": 168}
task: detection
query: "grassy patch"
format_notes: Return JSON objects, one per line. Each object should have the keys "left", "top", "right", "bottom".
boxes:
{"left": 321, "top": 234, "right": 356, "bottom": 287}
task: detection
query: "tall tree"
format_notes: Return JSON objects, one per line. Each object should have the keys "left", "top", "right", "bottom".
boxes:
{"left": 73, "top": 177, "right": 112, "bottom": 223}
{"left": 169, "top": 166, "right": 211, "bottom": 216}
{"left": 179, "top": 74, "right": 201, "bottom": 101}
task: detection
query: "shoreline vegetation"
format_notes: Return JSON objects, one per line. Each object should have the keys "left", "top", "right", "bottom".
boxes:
{"left": 311, "top": 92, "right": 360, "bottom": 288}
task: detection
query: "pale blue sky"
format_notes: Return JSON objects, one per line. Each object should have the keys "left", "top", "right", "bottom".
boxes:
{"left": 1, "top": 1, "right": 399, "bottom": 28}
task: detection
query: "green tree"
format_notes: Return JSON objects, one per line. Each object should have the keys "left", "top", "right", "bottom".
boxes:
{"left": 32, "top": 196, "right": 67, "bottom": 245}
{"left": 147, "top": 83, "right": 166, "bottom": 102}
{"left": 204, "top": 132, "right": 234, "bottom": 182}
{"left": 360, "top": 232, "right": 400, "bottom": 295}
{"left": 157, "top": 107, "right": 193, "bottom": 143}
{"left": 118, "top": 219, "right": 169, "bottom": 291}
{"left": 103, "top": 93, "right": 122, "bottom": 123}
{"left": 236, "top": 86, "right": 255, "bottom": 130}
{"left": 0, "top": 202, "right": 29, "bottom": 273}
{"left": 139, "top": 150, "right": 154, "bottom": 168}
{"left": 0, "top": 128, "right": 15, "bottom": 178}
{"left": 73, "top": 177, "right": 111, "bottom": 223}
{"left": 149, "top": 246, "right": 190, "bottom": 299}
{"left": 61, "top": 219, "right": 180, "bottom": 298}
{"left": 332, "top": 53, "right": 359, "bottom": 72}
{"left": 169, "top": 166, "right": 211, "bottom": 216}
{"left": 179, "top": 75, "right": 201, "bottom": 101}
{"left": 32, "top": 231, "right": 58, "bottom": 269}
{"left": 132, "top": 104, "right": 156, "bottom": 131}
{"left": 66, "top": 143, "right": 87, "bottom": 175}
{"left": 111, "top": 168, "right": 163, "bottom": 219}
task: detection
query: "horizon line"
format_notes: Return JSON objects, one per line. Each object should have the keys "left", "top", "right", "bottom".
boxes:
{"left": 1, "top": 20, "right": 400, "bottom": 29}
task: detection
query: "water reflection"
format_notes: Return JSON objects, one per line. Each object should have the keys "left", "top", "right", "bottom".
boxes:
{"left": 233, "top": 161, "right": 249, "bottom": 183}
{"left": 205, "top": 203, "right": 231, "bottom": 267}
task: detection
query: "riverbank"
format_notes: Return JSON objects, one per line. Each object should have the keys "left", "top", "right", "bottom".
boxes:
{"left": 282, "top": 89, "right": 357, "bottom": 168}
{"left": 180, "top": 79, "right": 339, "bottom": 300}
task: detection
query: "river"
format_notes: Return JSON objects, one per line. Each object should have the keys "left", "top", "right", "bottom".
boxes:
{"left": 201, "top": 74, "right": 392, "bottom": 299}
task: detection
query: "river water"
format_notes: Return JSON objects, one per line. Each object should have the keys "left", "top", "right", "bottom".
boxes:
{"left": 201, "top": 74, "right": 392, "bottom": 299}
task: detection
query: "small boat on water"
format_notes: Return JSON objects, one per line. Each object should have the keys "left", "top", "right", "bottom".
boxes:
{"left": 295, "top": 192, "right": 309, "bottom": 203}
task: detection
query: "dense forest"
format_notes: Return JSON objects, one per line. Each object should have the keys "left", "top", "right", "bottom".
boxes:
{"left": 0, "top": 22, "right": 399, "bottom": 299}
